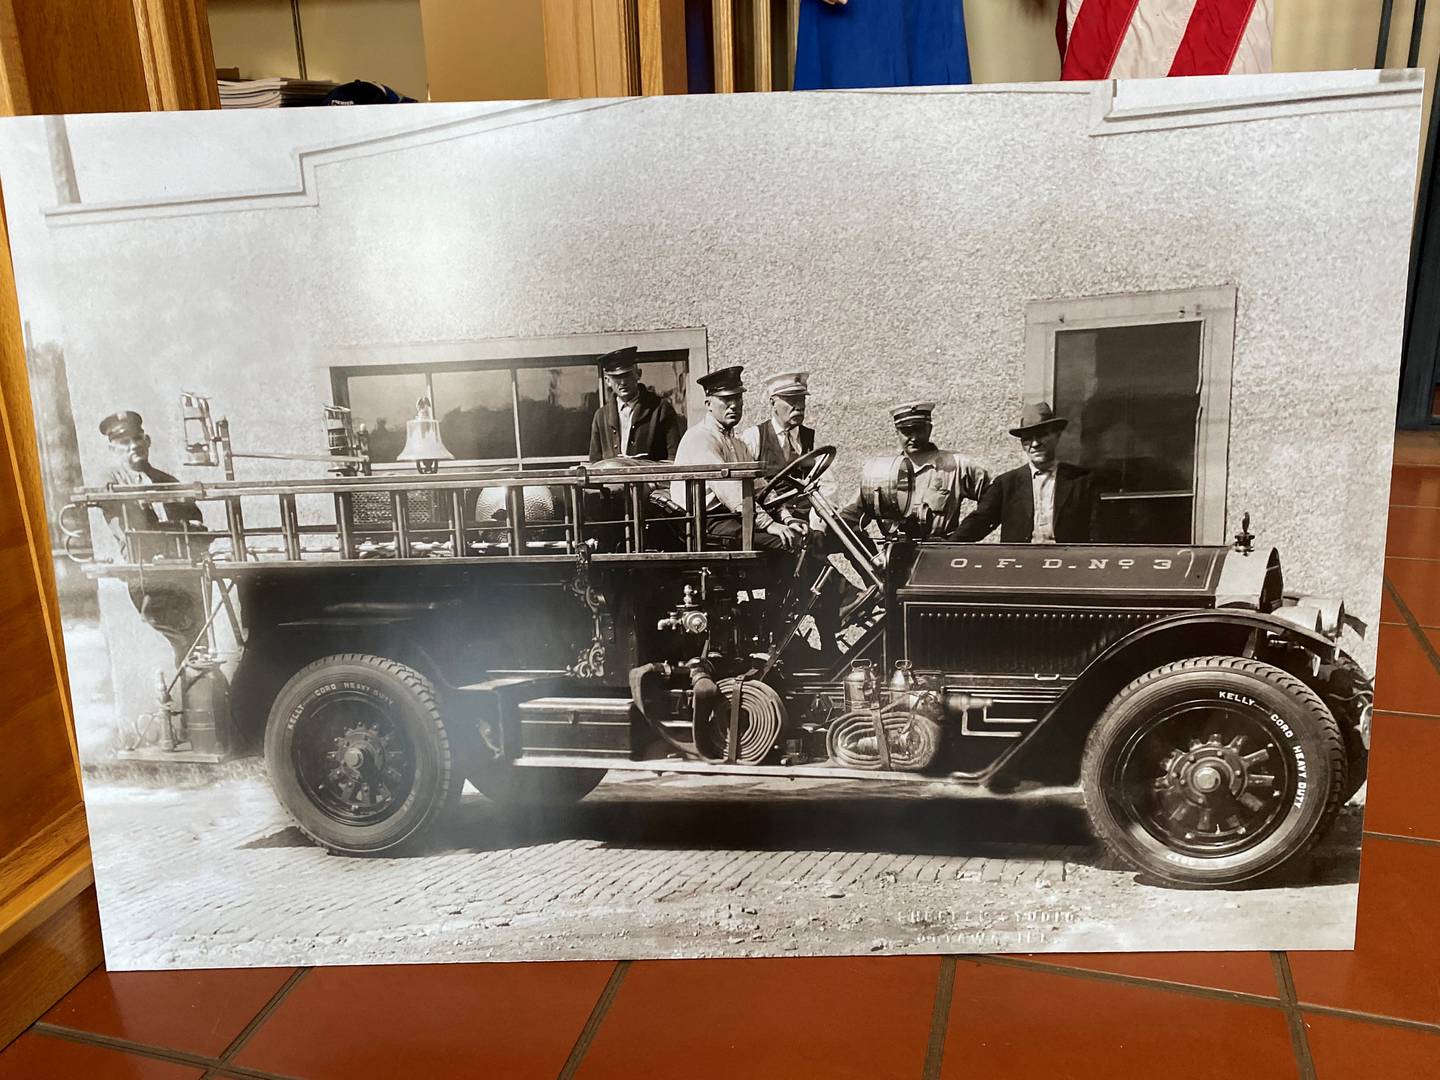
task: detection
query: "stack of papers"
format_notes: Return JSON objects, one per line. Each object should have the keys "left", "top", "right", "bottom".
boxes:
{"left": 218, "top": 78, "right": 336, "bottom": 109}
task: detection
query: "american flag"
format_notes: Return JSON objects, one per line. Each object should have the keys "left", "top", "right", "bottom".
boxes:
{"left": 1057, "top": 0, "right": 1274, "bottom": 80}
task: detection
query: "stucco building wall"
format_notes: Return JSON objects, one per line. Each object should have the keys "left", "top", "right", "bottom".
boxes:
{"left": 9, "top": 76, "right": 1415, "bottom": 737}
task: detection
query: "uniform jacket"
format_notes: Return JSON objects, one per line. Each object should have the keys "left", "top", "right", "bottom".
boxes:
{"left": 906, "top": 446, "right": 991, "bottom": 538}
{"left": 952, "top": 461, "right": 1101, "bottom": 543}
{"left": 589, "top": 385, "right": 684, "bottom": 462}
{"left": 102, "top": 462, "right": 205, "bottom": 568}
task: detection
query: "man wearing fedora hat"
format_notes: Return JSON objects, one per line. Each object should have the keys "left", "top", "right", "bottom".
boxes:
{"left": 953, "top": 401, "right": 1101, "bottom": 544}
{"left": 97, "top": 409, "right": 206, "bottom": 665}
{"left": 588, "top": 346, "right": 685, "bottom": 462}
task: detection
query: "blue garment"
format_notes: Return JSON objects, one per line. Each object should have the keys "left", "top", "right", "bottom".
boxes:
{"left": 686, "top": 0, "right": 714, "bottom": 94}
{"left": 794, "top": 0, "right": 971, "bottom": 90}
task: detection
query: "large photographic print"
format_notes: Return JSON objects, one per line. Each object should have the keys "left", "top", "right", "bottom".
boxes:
{"left": 4, "top": 70, "right": 1417, "bottom": 967}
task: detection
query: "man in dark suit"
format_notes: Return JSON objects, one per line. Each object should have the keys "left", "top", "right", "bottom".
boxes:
{"left": 588, "top": 346, "right": 685, "bottom": 462}
{"left": 953, "top": 402, "right": 1102, "bottom": 543}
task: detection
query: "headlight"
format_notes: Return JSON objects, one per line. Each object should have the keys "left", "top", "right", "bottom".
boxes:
{"left": 1293, "top": 595, "right": 1346, "bottom": 640}
{"left": 861, "top": 455, "right": 915, "bottom": 522}
{"left": 1271, "top": 604, "right": 1323, "bottom": 635}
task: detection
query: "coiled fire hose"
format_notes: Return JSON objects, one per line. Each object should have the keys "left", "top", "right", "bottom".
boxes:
{"left": 629, "top": 663, "right": 785, "bottom": 765}
{"left": 696, "top": 677, "right": 785, "bottom": 765}
{"left": 827, "top": 699, "right": 942, "bottom": 771}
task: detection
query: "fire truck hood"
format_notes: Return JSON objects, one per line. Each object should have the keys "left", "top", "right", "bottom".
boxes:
{"left": 900, "top": 544, "right": 1282, "bottom": 611}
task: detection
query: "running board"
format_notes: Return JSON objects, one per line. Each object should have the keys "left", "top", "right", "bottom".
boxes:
{"left": 513, "top": 753, "right": 960, "bottom": 785}
{"left": 511, "top": 754, "right": 1081, "bottom": 796}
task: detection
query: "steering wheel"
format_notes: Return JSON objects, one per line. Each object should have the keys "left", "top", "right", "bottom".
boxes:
{"left": 758, "top": 445, "right": 837, "bottom": 514}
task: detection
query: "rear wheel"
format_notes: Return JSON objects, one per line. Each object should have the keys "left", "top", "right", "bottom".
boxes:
{"left": 1081, "top": 656, "right": 1345, "bottom": 887}
{"left": 264, "top": 654, "right": 460, "bottom": 856}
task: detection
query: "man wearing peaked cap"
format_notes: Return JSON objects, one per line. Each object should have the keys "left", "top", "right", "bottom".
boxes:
{"left": 97, "top": 408, "right": 206, "bottom": 665}
{"left": 99, "top": 409, "right": 144, "bottom": 440}
{"left": 100, "top": 410, "right": 203, "bottom": 530}
{"left": 588, "top": 345, "right": 685, "bottom": 462}
{"left": 953, "top": 401, "right": 1101, "bottom": 543}
{"left": 842, "top": 400, "right": 992, "bottom": 541}
{"left": 739, "top": 371, "right": 816, "bottom": 472}
{"left": 736, "top": 369, "right": 856, "bottom": 647}
{"left": 889, "top": 400, "right": 935, "bottom": 426}
{"left": 671, "top": 365, "right": 805, "bottom": 552}
{"left": 694, "top": 365, "right": 747, "bottom": 397}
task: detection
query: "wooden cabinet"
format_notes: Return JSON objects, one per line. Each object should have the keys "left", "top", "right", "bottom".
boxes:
{"left": 0, "top": 0, "right": 217, "bottom": 1049}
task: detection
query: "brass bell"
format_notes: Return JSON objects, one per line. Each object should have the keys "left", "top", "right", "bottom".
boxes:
{"left": 397, "top": 396, "right": 454, "bottom": 474}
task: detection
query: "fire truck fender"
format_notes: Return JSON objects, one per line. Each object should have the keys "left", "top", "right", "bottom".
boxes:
{"left": 1089, "top": 609, "right": 1336, "bottom": 673}
{"left": 1003, "top": 609, "right": 1339, "bottom": 786}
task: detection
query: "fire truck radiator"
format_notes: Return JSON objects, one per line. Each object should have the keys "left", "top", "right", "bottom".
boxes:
{"left": 905, "top": 605, "right": 1163, "bottom": 676}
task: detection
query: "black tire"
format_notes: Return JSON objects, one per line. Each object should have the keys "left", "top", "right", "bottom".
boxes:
{"left": 264, "top": 654, "right": 461, "bottom": 856}
{"left": 1322, "top": 652, "right": 1372, "bottom": 805}
{"left": 468, "top": 764, "right": 606, "bottom": 808}
{"left": 1081, "top": 655, "right": 1345, "bottom": 888}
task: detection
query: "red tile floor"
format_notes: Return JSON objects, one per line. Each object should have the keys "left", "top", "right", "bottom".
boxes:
{"left": 5, "top": 431, "right": 1439, "bottom": 1079}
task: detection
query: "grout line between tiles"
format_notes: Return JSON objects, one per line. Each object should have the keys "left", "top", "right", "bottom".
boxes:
{"left": 969, "top": 955, "right": 1282, "bottom": 1008}
{"left": 1271, "top": 952, "right": 1318, "bottom": 1080}
{"left": 1299, "top": 1002, "right": 1440, "bottom": 1036}
{"left": 28, "top": 1023, "right": 302, "bottom": 1080}
{"left": 1364, "top": 829, "right": 1440, "bottom": 849}
{"left": 1381, "top": 619, "right": 1440, "bottom": 631}
{"left": 1383, "top": 577, "right": 1440, "bottom": 677}
{"left": 921, "top": 956, "right": 957, "bottom": 1080}
{"left": 974, "top": 954, "right": 1440, "bottom": 1041}
{"left": 200, "top": 967, "right": 311, "bottom": 1078}
{"left": 555, "top": 959, "right": 630, "bottom": 1080}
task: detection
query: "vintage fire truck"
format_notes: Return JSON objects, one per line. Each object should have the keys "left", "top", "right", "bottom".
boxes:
{"left": 68, "top": 400, "right": 1373, "bottom": 887}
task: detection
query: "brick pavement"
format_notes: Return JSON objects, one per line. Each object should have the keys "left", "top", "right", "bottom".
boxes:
{"left": 80, "top": 772, "right": 1364, "bottom": 968}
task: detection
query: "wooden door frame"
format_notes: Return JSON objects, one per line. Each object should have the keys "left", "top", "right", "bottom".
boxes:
{"left": 0, "top": 0, "right": 218, "bottom": 1049}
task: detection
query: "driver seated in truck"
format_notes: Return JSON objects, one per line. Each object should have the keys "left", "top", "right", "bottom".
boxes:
{"left": 98, "top": 409, "right": 207, "bottom": 666}
{"left": 952, "top": 401, "right": 1101, "bottom": 544}
{"left": 670, "top": 365, "right": 805, "bottom": 552}
{"left": 839, "top": 400, "right": 992, "bottom": 542}
{"left": 738, "top": 368, "right": 858, "bottom": 648}
{"left": 740, "top": 370, "right": 815, "bottom": 474}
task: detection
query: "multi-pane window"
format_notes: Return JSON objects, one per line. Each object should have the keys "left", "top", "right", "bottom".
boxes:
{"left": 1053, "top": 321, "right": 1204, "bottom": 543}
{"left": 1025, "top": 287, "right": 1236, "bottom": 544}
{"left": 332, "top": 352, "right": 688, "bottom": 469}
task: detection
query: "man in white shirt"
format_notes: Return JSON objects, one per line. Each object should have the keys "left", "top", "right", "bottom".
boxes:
{"left": 671, "top": 365, "right": 804, "bottom": 552}
{"left": 740, "top": 371, "right": 815, "bottom": 469}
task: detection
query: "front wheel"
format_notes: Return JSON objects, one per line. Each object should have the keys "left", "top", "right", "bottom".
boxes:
{"left": 1081, "top": 656, "right": 1345, "bottom": 887}
{"left": 264, "top": 654, "right": 461, "bottom": 856}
